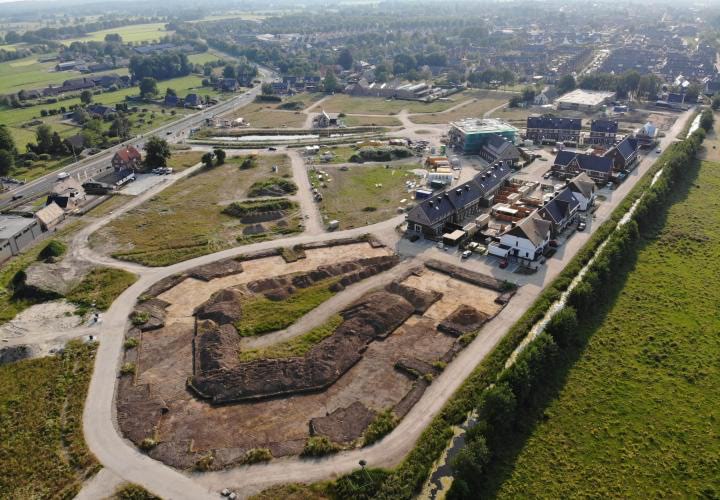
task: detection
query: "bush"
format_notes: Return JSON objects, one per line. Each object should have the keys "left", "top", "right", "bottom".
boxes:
{"left": 222, "top": 198, "right": 296, "bottom": 217}
{"left": 130, "top": 311, "right": 150, "bottom": 325}
{"left": 544, "top": 306, "right": 579, "bottom": 348}
{"left": 301, "top": 436, "right": 340, "bottom": 457}
{"left": 352, "top": 146, "right": 413, "bottom": 163}
{"left": 242, "top": 448, "right": 272, "bottom": 464}
{"left": 38, "top": 239, "right": 67, "bottom": 262}
{"left": 113, "top": 483, "right": 160, "bottom": 500}
{"left": 332, "top": 468, "right": 390, "bottom": 499}
{"left": 139, "top": 438, "right": 157, "bottom": 451}
{"left": 239, "top": 156, "right": 257, "bottom": 169}
{"left": 120, "top": 363, "right": 136, "bottom": 376}
{"left": 364, "top": 409, "right": 399, "bottom": 446}
{"left": 123, "top": 337, "right": 139, "bottom": 349}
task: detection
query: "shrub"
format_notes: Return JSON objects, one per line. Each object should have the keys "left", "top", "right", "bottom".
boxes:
{"left": 130, "top": 311, "right": 150, "bottom": 325}
{"left": 544, "top": 306, "right": 579, "bottom": 348}
{"left": 364, "top": 409, "right": 399, "bottom": 446}
{"left": 139, "top": 438, "right": 157, "bottom": 451}
{"left": 38, "top": 239, "right": 67, "bottom": 262}
{"left": 239, "top": 156, "right": 257, "bottom": 169}
{"left": 242, "top": 448, "right": 272, "bottom": 464}
{"left": 113, "top": 483, "right": 160, "bottom": 500}
{"left": 194, "top": 453, "right": 214, "bottom": 471}
{"left": 120, "top": 363, "right": 136, "bottom": 376}
{"left": 123, "top": 337, "right": 139, "bottom": 349}
{"left": 301, "top": 436, "right": 340, "bottom": 457}
{"left": 331, "top": 468, "right": 390, "bottom": 499}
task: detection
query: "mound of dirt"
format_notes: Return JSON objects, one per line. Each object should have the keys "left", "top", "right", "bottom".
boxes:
{"left": 0, "top": 345, "right": 33, "bottom": 365}
{"left": 131, "top": 298, "right": 169, "bottom": 331}
{"left": 243, "top": 224, "right": 266, "bottom": 235}
{"left": 309, "top": 402, "right": 376, "bottom": 444}
{"left": 23, "top": 260, "right": 93, "bottom": 296}
{"left": 189, "top": 291, "right": 414, "bottom": 404}
{"left": 194, "top": 320, "right": 241, "bottom": 374}
{"left": 385, "top": 281, "right": 442, "bottom": 314}
{"left": 195, "top": 288, "right": 244, "bottom": 325}
{"left": 240, "top": 211, "right": 284, "bottom": 224}
{"left": 189, "top": 259, "right": 244, "bottom": 282}
{"left": 437, "top": 304, "right": 489, "bottom": 337}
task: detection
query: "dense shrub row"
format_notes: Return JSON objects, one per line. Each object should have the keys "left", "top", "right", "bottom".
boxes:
{"left": 446, "top": 122, "right": 711, "bottom": 497}
{"left": 349, "top": 146, "right": 413, "bottom": 163}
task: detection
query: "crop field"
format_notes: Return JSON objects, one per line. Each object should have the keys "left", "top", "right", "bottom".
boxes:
{"left": 409, "top": 90, "right": 513, "bottom": 124}
{"left": 61, "top": 23, "right": 173, "bottom": 45}
{"left": 311, "top": 163, "right": 417, "bottom": 229}
{"left": 488, "top": 159, "right": 720, "bottom": 498}
{"left": 320, "top": 93, "right": 467, "bottom": 115}
{"left": 0, "top": 340, "right": 99, "bottom": 499}
{"left": 91, "top": 154, "right": 300, "bottom": 266}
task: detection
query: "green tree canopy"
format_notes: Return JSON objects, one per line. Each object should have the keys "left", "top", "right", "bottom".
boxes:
{"left": 139, "top": 77, "right": 158, "bottom": 98}
{"left": 143, "top": 136, "right": 171, "bottom": 167}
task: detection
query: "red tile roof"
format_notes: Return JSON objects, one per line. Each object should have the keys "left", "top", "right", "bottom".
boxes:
{"left": 114, "top": 146, "right": 141, "bottom": 163}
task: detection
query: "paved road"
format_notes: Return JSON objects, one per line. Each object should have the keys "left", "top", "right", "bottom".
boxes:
{"left": 74, "top": 108, "right": 693, "bottom": 499}
{"left": 0, "top": 70, "right": 275, "bottom": 210}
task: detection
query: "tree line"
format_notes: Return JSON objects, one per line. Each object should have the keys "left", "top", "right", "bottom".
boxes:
{"left": 128, "top": 51, "right": 192, "bottom": 82}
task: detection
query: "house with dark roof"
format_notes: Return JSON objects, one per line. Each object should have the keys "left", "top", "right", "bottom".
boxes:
{"left": 164, "top": 94, "right": 180, "bottom": 107}
{"left": 552, "top": 150, "right": 614, "bottom": 182}
{"left": 479, "top": 134, "right": 521, "bottom": 168}
{"left": 538, "top": 187, "right": 580, "bottom": 235}
{"left": 63, "top": 134, "right": 86, "bottom": 154}
{"left": 184, "top": 93, "right": 202, "bottom": 108}
{"left": 605, "top": 136, "right": 639, "bottom": 171}
{"left": 406, "top": 163, "right": 512, "bottom": 237}
{"left": 112, "top": 146, "right": 142, "bottom": 172}
{"left": 567, "top": 172, "right": 596, "bottom": 211}
{"left": 526, "top": 115, "right": 582, "bottom": 145}
{"left": 490, "top": 214, "right": 552, "bottom": 260}
{"left": 86, "top": 104, "right": 116, "bottom": 119}
{"left": 587, "top": 119, "right": 618, "bottom": 146}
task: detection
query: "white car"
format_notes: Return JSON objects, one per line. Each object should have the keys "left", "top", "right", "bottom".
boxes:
{"left": 461, "top": 250, "right": 472, "bottom": 259}
{"left": 57, "top": 172, "right": 70, "bottom": 180}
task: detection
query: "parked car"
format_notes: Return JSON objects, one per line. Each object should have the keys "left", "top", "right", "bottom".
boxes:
{"left": 606, "top": 181, "right": 614, "bottom": 190}
{"left": 549, "top": 239, "right": 559, "bottom": 248}
{"left": 57, "top": 172, "right": 70, "bottom": 180}
{"left": 656, "top": 148, "right": 662, "bottom": 154}
{"left": 11, "top": 194, "right": 23, "bottom": 201}
{"left": 578, "top": 221, "right": 587, "bottom": 231}
{"left": 543, "top": 171, "right": 552, "bottom": 179}
{"left": 268, "top": 147, "right": 277, "bottom": 151}
{"left": 499, "top": 258, "right": 509, "bottom": 269}
{"left": 461, "top": 250, "right": 472, "bottom": 259}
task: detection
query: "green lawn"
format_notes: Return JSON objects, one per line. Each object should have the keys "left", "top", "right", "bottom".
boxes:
{"left": 320, "top": 93, "right": 467, "bottom": 115}
{"left": 66, "top": 268, "right": 137, "bottom": 311}
{"left": 0, "top": 340, "right": 100, "bottom": 499}
{"left": 239, "top": 315, "right": 343, "bottom": 361}
{"left": 187, "top": 53, "right": 225, "bottom": 65}
{"left": 61, "top": 23, "right": 173, "bottom": 45}
{"left": 490, "top": 160, "right": 720, "bottom": 498}
{"left": 312, "top": 163, "right": 417, "bottom": 229}
{"left": 92, "top": 154, "right": 300, "bottom": 266}
{"left": 235, "top": 280, "right": 341, "bottom": 337}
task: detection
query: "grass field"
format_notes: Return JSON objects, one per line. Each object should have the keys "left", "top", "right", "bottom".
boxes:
{"left": 0, "top": 54, "right": 130, "bottom": 95}
{"left": 409, "top": 90, "right": 513, "bottom": 124}
{"left": 320, "top": 93, "right": 467, "bottom": 115}
{"left": 225, "top": 101, "right": 307, "bottom": 128}
{"left": 342, "top": 115, "right": 402, "bottom": 127}
{"left": 239, "top": 315, "right": 343, "bottom": 360}
{"left": 187, "top": 53, "right": 226, "bottom": 66}
{"left": 66, "top": 268, "right": 137, "bottom": 311}
{"left": 91, "top": 154, "right": 300, "bottom": 266}
{"left": 61, "top": 23, "right": 173, "bottom": 45}
{"left": 312, "top": 163, "right": 417, "bottom": 229}
{"left": 488, "top": 159, "right": 720, "bottom": 498}
{"left": 0, "top": 340, "right": 99, "bottom": 499}
{"left": 235, "top": 281, "right": 341, "bottom": 336}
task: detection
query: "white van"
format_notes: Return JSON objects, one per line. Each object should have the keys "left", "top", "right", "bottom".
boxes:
{"left": 57, "top": 172, "right": 70, "bottom": 180}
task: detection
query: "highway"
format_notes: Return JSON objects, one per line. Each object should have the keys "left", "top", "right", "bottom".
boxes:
{"left": 0, "top": 69, "right": 273, "bottom": 210}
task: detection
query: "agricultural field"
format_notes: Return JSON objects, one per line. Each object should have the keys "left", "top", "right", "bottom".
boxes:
{"left": 311, "top": 163, "right": 418, "bottom": 229}
{"left": 187, "top": 52, "right": 226, "bottom": 66}
{"left": 488, "top": 159, "right": 720, "bottom": 498}
{"left": 90, "top": 154, "right": 301, "bottom": 266}
{"left": 319, "top": 93, "right": 467, "bottom": 115}
{"left": 61, "top": 22, "right": 173, "bottom": 45}
{"left": 0, "top": 340, "right": 99, "bottom": 499}
{"left": 408, "top": 90, "right": 513, "bottom": 124}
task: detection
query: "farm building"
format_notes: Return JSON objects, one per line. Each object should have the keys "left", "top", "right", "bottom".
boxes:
{"left": 0, "top": 216, "right": 43, "bottom": 263}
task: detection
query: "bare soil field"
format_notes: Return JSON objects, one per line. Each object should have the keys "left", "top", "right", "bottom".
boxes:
{"left": 409, "top": 91, "right": 514, "bottom": 125}
{"left": 116, "top": 243, "right": 512, "bottom": 470}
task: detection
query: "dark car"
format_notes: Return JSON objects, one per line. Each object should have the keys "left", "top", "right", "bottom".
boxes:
{"left": 268, "top": 147, "right": 277, "bottom": 151}
{"left": 549, "top": 239, "right": 559, "bottom": 248}
{"left": 577, "top": 221, "right": 587, "bottom": 231}
{"left": 11, "top": 194, "right": 23, "bottom": 201}
{"left": 499, "top": 258, "right": 509, "bottom": 269}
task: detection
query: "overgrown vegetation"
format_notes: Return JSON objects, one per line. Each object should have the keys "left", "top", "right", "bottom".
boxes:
{"left": 113, "top": 483, "right": 161, "bottom": 500}
{"left": 242, "top": 448, "right": 273, "bottom": 464}
{"left": 301, "top": 436, "right": 341, "bottom": 457}
{"left": 38, "top": 239, "right": 67, "bottom": 262}
{"left": 349, "top": 146, "right": 413, "bottom": 163}
{"left": 0, "top": 340, "right": 99, "bottom": 499}
{"left": 247, "top": 177, "right": 298, "bottom": 197}
{"left": 234, "top": 279, "right": 340, "bottom": 337}
{"left": 238, "top": 315, "right": 343, "bottom": 360}
{"left": 222, "top": 198, "right": 297, "bottom": 217}
{"left": 66, "top": 268, "right": 137, "bottom": 312}
{"left": 363, "top": 409, "right": 399, "bottom": 446}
